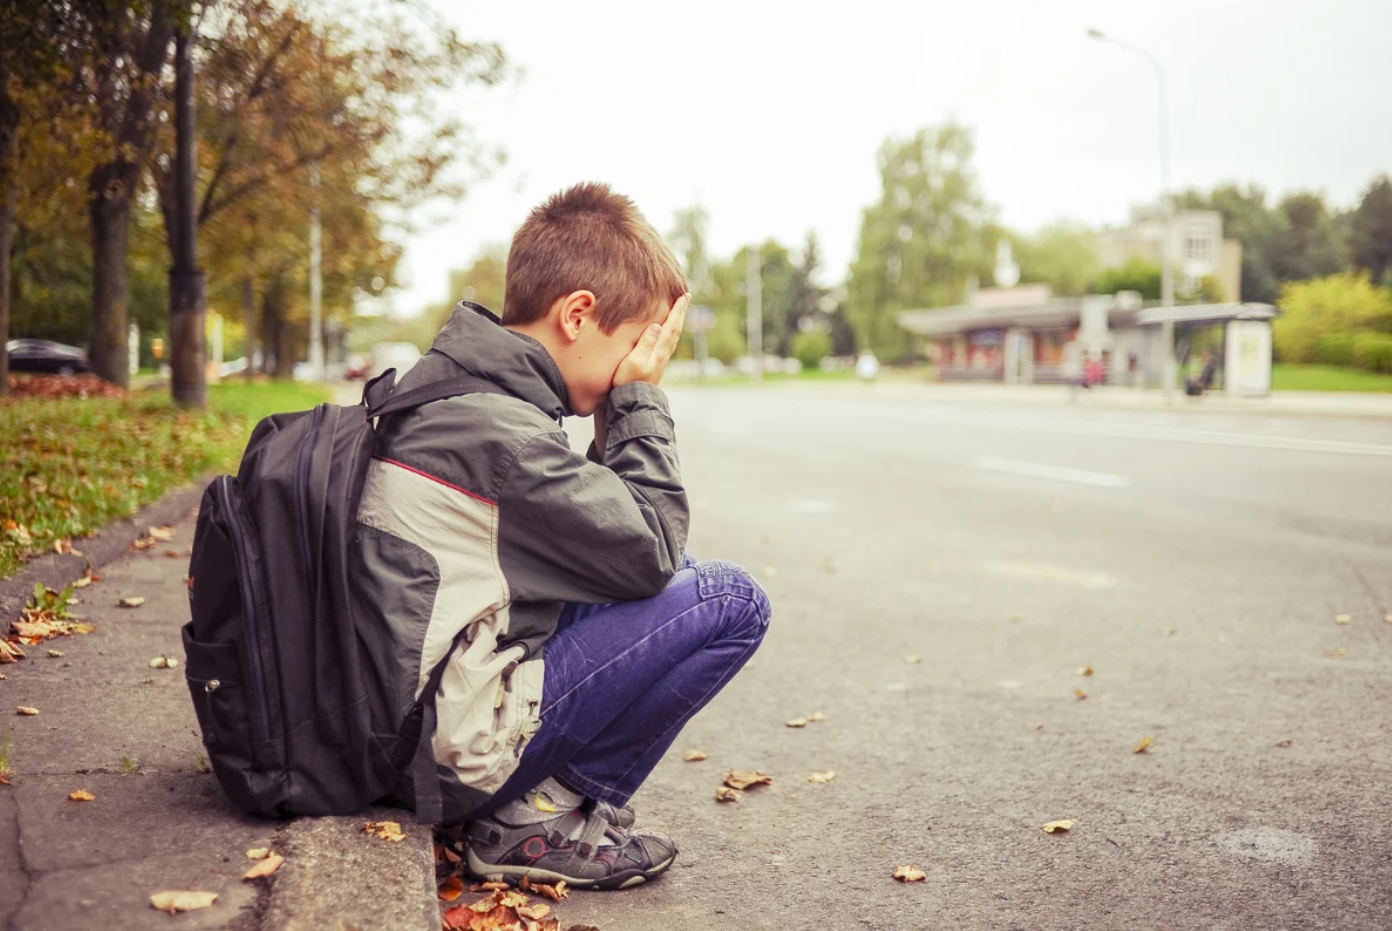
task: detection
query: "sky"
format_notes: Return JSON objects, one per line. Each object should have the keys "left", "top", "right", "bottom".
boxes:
{"left": 385, "top": 0, "right": 1392, "bottom": 315}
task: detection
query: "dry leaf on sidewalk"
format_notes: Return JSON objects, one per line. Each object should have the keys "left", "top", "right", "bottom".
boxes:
{"left": 246, "top": 848, "right": 271, "bottom": 859}
{"left": 1077, "top": 665, "right": 1093, "bottom": 676}
{"left": 1275, "top": 739, "right": 1293, "bottom": 748}
{"left": 683, "top": 750, "right": 707, "bottom": 762}
{"left": 118, "top": 596, "right": 145, "bottom": 608}
{"left": 149, "top": 891, "right": 218, "bottom": 914}
{"left": 437, "top": 876, "right": 464, "bottom": 902}
{"left": 785, "top": 717, "right": 808, "bottom": 728}
{"left": 808, "top": 711, "right": 826, "bottom": 722}
{"left": 46, "top": 649, "right": 63, "bottom": 658}
{"left": 149, "top": 656, "right": 179, "bottom": 669}
{"left": 1042, "top": 820, "right": 1075, "bottom": 833}
{"left": 533, "top": 880, "right": 567, "bottom": 902}
{"left": 892, "top": 865, "right": 926, "bottom": 882}
{"left": 243, "top": 853, "right": 284, "bottom": 879}
{"left": 1334, "top": 614, "right": 1351, "bottom": 624}
{"left": 364, "top": 820, "right": 405, "bottom": 841}
{"left": 0, "top": 641, "right": 24, "bottom": 663}
{"left": 807, "top": 771, "right": 836, "bottom": 783}
{"left": 715, "top": 786, "right": 740, "bottom": 802}
{"left": 723, "top": 769, "right": 773, "bottom": 790}
{"left": 148, "top": 526, "right": 176, "bottom": 541}
{"left": 1133, "top": 737, "right": 1152, "bottom": 754}
{"left": 68, "top": 789, "right": 95, "bottom": 801}
{"left": 903, "top": 654, "right": 923, "bottom": 664}
{"left": 16, "top": 707, "right": 38, "bottom": 716}
{"left": 1074, "top": 689, "right": 1088, "bottom": 700}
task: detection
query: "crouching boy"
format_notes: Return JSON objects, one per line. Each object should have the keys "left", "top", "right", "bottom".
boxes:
{"left": 354, "top": 182, "right": 770, "bottom": 890}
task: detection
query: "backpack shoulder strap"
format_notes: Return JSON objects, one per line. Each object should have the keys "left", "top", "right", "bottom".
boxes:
{"left": 367, "top": 375, "right": 508, "bottom": 420}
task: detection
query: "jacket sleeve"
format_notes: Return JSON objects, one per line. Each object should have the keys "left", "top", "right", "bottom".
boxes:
{"left": 496, "top": 382, "right": 689, "bottom": 603}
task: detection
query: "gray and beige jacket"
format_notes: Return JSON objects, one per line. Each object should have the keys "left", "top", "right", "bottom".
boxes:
{"left": 352, "top": 302, "right": 689, "bottom": 818}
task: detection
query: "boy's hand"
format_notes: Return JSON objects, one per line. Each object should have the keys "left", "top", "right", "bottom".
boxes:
{"left": 613, "top": 293, "right": 689, "bottom": 388}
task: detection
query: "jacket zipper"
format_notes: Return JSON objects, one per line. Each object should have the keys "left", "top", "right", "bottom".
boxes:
{"left": 217, "top": 476, "right": 273, "bottom": 744}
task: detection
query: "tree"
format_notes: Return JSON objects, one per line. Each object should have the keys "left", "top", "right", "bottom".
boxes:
{"left": 1273, "top": 272, "right": 1392, "bottom": 364}
{"left": 1349, "top": 176, "right": 1392, "bottom": 287}
{"left": 1011, "top": 223, "right": 1100, "bottom": 297}
{"left": 1269, "top": 191, "right": 1347, "bottom": 284}
{"left": 1095, "top": 257, "right": 1161, "bottom": 300}
{"left": 846, "top": 124, "right": 993, "bottom": 360}
{"left": 430, "top": 244, "right": 507, "bottom": 330}
{"left": 78, "top": 0, "right": 178, "bottom": 385}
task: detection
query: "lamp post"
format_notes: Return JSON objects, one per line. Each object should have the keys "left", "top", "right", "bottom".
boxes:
{"left": 1088, "top": 28, "right": 1176, "bottom": 402}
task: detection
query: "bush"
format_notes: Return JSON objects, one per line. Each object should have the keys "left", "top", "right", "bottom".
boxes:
{"left": 1274, "top": 272, "right": 1392, "bottom": 363}
{"left": 1314, "top": 333, "right": 1357, "bottom": 366}
{"left": 1353, "top": 332, "right": 1392, "bottom": 373}
{"left": 790, "top": 329, "right": 832, "bottom": 371}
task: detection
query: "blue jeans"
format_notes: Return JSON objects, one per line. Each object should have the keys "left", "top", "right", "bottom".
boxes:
{"left": 467, "top": 559, "right": 770, "bottom": 819}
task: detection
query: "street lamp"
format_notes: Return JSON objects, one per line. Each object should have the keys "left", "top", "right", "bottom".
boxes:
{"left": 1087, "top": 27, "right": 1177, "bottom": 403}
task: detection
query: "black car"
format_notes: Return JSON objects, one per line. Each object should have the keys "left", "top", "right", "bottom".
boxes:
{"left": 5, "top": 339, "right": 91, "bottom": 376}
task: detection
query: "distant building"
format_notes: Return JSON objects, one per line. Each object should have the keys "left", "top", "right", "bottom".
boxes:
{"left": 1098, "top": 203, "right": 1243, "bottom": 302}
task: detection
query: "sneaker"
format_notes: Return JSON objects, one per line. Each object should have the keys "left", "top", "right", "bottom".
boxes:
{"left": 464, "top": 781, "right": 676, "bottom": 890}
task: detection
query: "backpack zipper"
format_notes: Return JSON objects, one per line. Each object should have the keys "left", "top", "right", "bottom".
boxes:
{"left": 292, "top": 405, "right": 324, "bottom": 609}
{"left": 216, "top": 477, "right": 273, "bottom": 744}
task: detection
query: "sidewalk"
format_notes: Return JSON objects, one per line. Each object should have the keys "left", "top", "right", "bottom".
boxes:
{"left": 725, "top": 377, "right": 1392, "bottom": 419}
{"left": 0, "top": 493, "right": 438, "bottom": 931}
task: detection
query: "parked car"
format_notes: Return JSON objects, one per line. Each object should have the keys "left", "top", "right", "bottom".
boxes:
{"left": 5, "top": 339, "right": 90, "bottom": 376}
{"left": 344, "top": 352, "right": 370, "bottom": 380}
{"left": 367, "top": 342, "right": 423, "bottom": 384}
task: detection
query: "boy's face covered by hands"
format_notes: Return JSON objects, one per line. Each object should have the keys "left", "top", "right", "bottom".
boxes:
{"left": 558, "top": 292, "right": 689, "bottom": 416}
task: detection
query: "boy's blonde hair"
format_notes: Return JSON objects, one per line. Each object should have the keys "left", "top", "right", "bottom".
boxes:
{"left": 504, "top": 183, "right": 687, "bottom": 333}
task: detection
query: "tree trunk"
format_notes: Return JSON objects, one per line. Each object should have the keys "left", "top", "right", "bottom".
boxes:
{"left": 168, "top": 26, "right": 205, "bottom": 407}
{"left": 0, "top": 79, "right": 16, "bottom": 396}
{"left": 241, "top": 273, "right": 255, "bottom": 382}
{"left": 89, "top": 177, "right": 131, "bottom": 387}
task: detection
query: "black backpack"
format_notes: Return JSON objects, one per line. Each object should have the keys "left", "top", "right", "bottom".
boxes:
{"left": 183, "top": 370, "right": 503, "bottom": 822}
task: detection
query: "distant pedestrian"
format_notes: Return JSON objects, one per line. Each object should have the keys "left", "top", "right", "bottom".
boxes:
{"left": 1186, "top": 349, "right": 1219, "bottom": 396}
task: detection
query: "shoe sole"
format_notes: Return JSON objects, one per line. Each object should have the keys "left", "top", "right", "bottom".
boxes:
{"left": 465, "top": 845, "right": 675, "bottom": 891}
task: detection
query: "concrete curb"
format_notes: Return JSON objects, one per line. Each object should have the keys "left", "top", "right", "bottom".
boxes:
{"left": 261, "top": 809, "right": 440, "bottom": 931}
{"left": 0, "top": 479, "right": 210, "bottom": 621}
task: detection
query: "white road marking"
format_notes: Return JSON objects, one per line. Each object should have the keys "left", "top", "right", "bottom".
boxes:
{"left": 976, "top": 456, "right": 1130, "bottom": 488}
{"left": 979, "top": 560, "right": 1115, "bottom": 590}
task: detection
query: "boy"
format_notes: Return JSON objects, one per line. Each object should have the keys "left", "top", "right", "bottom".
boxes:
{"left": 354, "top": 182, "right": 771, "bottom": 890}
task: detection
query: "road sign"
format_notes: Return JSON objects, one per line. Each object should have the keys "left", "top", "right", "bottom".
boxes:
{"left": 688, "top": 305, "right": 716, "bottom": 334}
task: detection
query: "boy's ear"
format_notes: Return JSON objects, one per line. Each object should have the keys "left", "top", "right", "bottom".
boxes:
{"left": 556, "top": 290, "right": 597, "bottom": 343}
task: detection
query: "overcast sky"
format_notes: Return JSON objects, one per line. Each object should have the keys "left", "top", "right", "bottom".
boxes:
{"left": 387, "top": 0, "right": 1392, "bottom": 315}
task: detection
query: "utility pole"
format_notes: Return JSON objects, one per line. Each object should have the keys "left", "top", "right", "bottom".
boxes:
{"left": 168, "top": 21, "right": 206, "bottom": 407}
{"left": 1088, "top": 28, "right": 1176, "bottom": 403}
{"left": 746, "top": 245, "right": 762, "bottom": 380}
{"left": 308, "top": 163, "right": 324, "bottom": 381}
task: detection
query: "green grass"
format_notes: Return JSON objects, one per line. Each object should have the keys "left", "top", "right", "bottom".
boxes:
{"left": 1271, "top": 364, "right": 1392, "bottom": 393}
{"left": 0, "top": 381, "right": 330, "bottom": 578}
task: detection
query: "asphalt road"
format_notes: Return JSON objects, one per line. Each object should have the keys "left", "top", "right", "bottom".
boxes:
{"left": 556, "top": 386, "right": 1392, "bottom": 931}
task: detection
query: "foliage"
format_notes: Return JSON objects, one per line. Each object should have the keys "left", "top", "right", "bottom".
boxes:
{"left": 1349, "top": 175, "right": 1392, "bottom": 287}
{"left": 846, "top": 123, "right": 994, "bottom": 361}
{"left": 790, "top": 329, "right": 832, "bottom": 370}
{"left": 430, "top": 244, "right": 508, "bottom": 331}
{"left": 1011, "top": 223, "right": 1100, "bottom": 297}
{"left": 1273, "top": 272, "right": 1392, "bottom": 365}
{"left": 1095, "top": 257, "right": 1162, "bottom": 300}
{"left": 1352, "top": 332, "right": 1392, "bottom": 374}
{"left": 0, "top": 380, "right": 329, "bottom": 577}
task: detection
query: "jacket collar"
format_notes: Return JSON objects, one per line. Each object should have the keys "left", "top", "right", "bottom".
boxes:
{"left": 428, "top": 301, "right": 572, "bottom": 420}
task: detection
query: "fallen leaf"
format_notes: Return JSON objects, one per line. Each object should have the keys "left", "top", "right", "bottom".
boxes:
{"left": 437, "top": 876, "right": 465, "bottom": 901}
{"left": 683, "top": 750, "right": 707, "bottom": 762}
{"left": 246, "top": 848, "right": 271, "bottom": 859}
{"left": 1034, "top": 724, "right": 1045, "bottom": 731}
{"left": 807, "top": 711, "right": 826, "bottom": 722}
{"left": 364, "top": 820, "right": 405, "bottom": 842}
{"left": 785, "top": 717, "right": 808, "bottom": 728}
{"left": 1133, "top": 736, "right": 1152, "bottom": 754}
{"left": 1008, "top": 613, "right": 1027, "bottom": 623}
{"left": 16, "top": 706, "right": 38, "bottom": 716}
{"left": 533, "top": 880, "right": 567, "bottom": 901}
{"left": 0, "top": 774, "right": 10, "bottom": 785}
{"left": 68, "top": 789, "right": 95, "bottom": 801}
{"left": 243, "top": 853, "right": 284, "bottom": 879}
{"left": 1074, "top": 689, "right": 1087, "bottom": 700}
{"left": 149, "top": 891, "right": 218, "bottom": 914}
{"left": 903, "top": 654, "right": 923, "bottom": 665}
{"left": 517, "top": 903, "right": 551, "bottom": 920}
{"left": 53, "top": 538, "right": 73, "bottom": 555}
{"left": 148, "top": 526, "right": 176, "bottom": 541}
{"left": 470, "top": 882, "right": 511, "bottom": 892}
{"left": 519, "top": 875, "right": 532, "bottom": 892}
{"left": 1042, "top": 819, "right": 1075, "bottom": 833}
{"left": 1161, "top": 627, "right": 1177, "bottom": 636}
{"left": 71, "top": 574, "right": 93, "bottom": 589}
{"left": 715, "top": 786, "right": 740, "bottom": 802}
{"left": 46, "top": 649, "right": 63, "bottom": 658}
{"left": 440, "top": 903, "right": 471, "bottom": 930}
{"left": 1334, "top": 614, "right": 1351, "bottom": 624}
{"left": 807, "top": 771, "right": 836, "bottom": 783}
{"left": 0, "top": 641, "right": 24, "bottom": 662}
{"left": 1383, "top": 613, "right": 1392, "bottom": 624}
{"left": 1274, "top": 739, "right": 1293, "bottom": 748}
{"left": 723, "top": 769, "right": 773, "bottom": 790}
{"left": 1077, "top": 665, "right": 1093, "bottom": 677}
{"left": 149, "top": 656, "right": 179, "bottom": 669}
{"left": 165, "top": 549, "right": 181, "bottom": 559}
{"left": 892, "top": 865, "right": 926, "bottom": 882}
{"left": 118, "top": 596, "right": 145, "bottom": 608}
{"left": 1325, "top": 648, "right": 1348, "bottom": 659}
